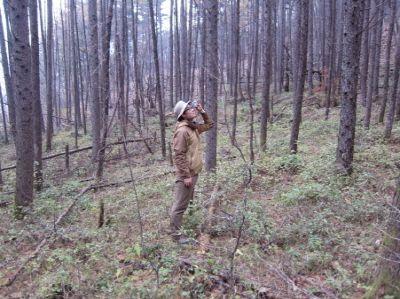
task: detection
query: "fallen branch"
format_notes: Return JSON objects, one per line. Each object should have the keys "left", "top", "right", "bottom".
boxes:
{"left": 1, "top": 138, "right": 153, "bottom": 172}
{"left": 0, "top": 185, "right": 93, "bottom": 288}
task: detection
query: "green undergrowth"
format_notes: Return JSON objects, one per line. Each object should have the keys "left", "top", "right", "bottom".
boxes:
{"left": 0, "top": 94, "right": 398, "bottom": 298}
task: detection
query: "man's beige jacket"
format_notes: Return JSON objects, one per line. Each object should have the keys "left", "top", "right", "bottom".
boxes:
{"left": 172, "top": 113, "right": 213, "bottom": 179}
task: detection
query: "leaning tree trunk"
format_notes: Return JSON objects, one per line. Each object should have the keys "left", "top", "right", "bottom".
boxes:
{"left": 336, "top": 0, "right": 363, "bottom": 174}
{"left": 289, "top": 0, "right": 308, "bottom": 154}
{"left": 9, "top": 0, "right": 34, "bottom": 216}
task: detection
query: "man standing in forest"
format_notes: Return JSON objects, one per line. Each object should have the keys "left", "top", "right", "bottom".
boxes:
{"left": 170, "top": 100, "right": 213, "bottom": 244}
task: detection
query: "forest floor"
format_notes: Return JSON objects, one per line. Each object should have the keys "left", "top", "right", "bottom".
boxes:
{"left": 0, "top": 92, "right": 398, "bottom": 298}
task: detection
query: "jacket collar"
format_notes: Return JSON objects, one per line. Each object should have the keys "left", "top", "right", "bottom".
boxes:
{"left": 177, "top": 119, "right": 197, "bottom": 130}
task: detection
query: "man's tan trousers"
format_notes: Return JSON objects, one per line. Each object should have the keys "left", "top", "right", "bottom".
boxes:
{"left": 170, "top": 175, "right": 198, "bottom": 235}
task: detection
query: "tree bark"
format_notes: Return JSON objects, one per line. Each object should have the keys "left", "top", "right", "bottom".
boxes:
{"left": 46, "top": 0, "right": 54, "bottom": 151}
{"left": 30, "top": 0, "right": 43, "bottom": 191}
{"left": 378, "top": 0, "right": 396, "bottom": 123}
{"left": 9, "top": 0, "right": 34, "bottom": 214}
{"left": 149, "top": 0, "right": 167, "bottom": 158}
{"left": 336, "top": 0, "right": 363, "bottom": 174}
{"left": 260, "top": 0, "right": 273, "bottom": 151}
{"left": 359, "top": 0, "right": 371, "bottom": 107}
{"left": 0, "top": 6, "right": 16, "bottom": 139}
{"left": 0, "top": 85, "right": 8, "bottom": 144}
{"left": 307, "top": 0, "right": 314, "bottom": 95}
{"left": 289, "top": 0, "right": 308, "bottom": 154}
{"left": 88, "top": 0, "right": 101, "bottom": 162}
{"left": 232, "top": 0, "right": 240, "bottom": 143}
{"left": 204, "top": 0, "right": 218, "bottom": 171}
{"left": 384, "top": 32, "right": 400, "bottom": 140}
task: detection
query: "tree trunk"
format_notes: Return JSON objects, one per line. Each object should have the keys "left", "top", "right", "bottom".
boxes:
{"left": 96, "top": 0, "right": 115, "bottom": 180}
{"left": 278, "top": 0, "right": 286, "bottom": 93}
{"left": 149, "top": 0, "right": 167, "bottom": 158}
{"left": 336, "top": 0, "right": 363, "bottom": 174}
{"left": 0, "top": 85, "right": 8, "bottom": 144}
{"left": 46, "top": 0, "right": 54, "bottom": 151}
{"left": 204, "top": 0, "right": 218, "bottom": 171}
{"left": 232, "top": 0, "right": 240, "bottom": 143}
{"left": 260, "top": 0, "right": 273, "bottom": 151}
{"left": 249, "top": 0, "right": 260, "bottom": 163}
{"left": 289, "top": 0, "right": 308, "bottom": 154}
{"left": 359, "top": 0, "right": 371, "bottom": 107}
{"left": 378, "top": 0, "right": 396, "bottom": 123}
{"left": 324, "top": 0, "right": 337, "bottom": 119}
{"left": 30, "top": 0, "right": 43, "bottom": 191}
{"left": 307, "top": 0, "right": 314, "bottom": 95}
{"left": 199, "top": 1, "right": 206, "bottom": 105}
{"left": 384, "top": 33, "right": 400, "bottom": 140}
{"left": 169, "top": 0, "right": 174, "bottom": 109}
{"left": 88, "top": 0, "right": 101, "bottom": 162}
{"left": 174, "top": 0, "right": 182, "bottom": 101}
{"left": 130, "top": 0, "right": 142, "bottom": 126}
{"left": 9, "top": 0, "right": 34, "bottom": 215}
{"left": 0, "top": 6, "right": 16, "bottom": 139}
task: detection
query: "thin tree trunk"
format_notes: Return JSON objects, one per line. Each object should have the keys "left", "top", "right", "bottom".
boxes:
{"left": 324, "top": 0, "right": 337, "bottom": 119}
{"left": 0, "top": 85, "right": 8, "bottom": 144}
{"left": 384, "top": 33, "right": 400, "bottom": 139}
{"left": 232, "top": 0, "right": 240, "bottom": 143}
{"left": 30, "top": 0, "right": 43, "bottom": 191}
{"left": 289, "top": 0, "right": 308, "bottom": 154}
{"left": 174, "top": 0, "right": 182, "bottom": 101}
{"left": 360, "top": 0, "right": 371, "bottom": 107}
{"left": 149, "top": 0, "right": 166, "bottom": 158}
{"left": 307, "top": 0, "right": 314, "bottom": 95}
{"left": 0, "top": 6, "right": 16, "bottom": 139}
{"left": 249, "top": 0, "right": 260, "bottom": 163}
{"left": 378, "top": 0, "right": 396, "bottom": 123}
{"left": 46, "top": 0, "right": 54, "bottom": 151}
{"left": 169, "top": 0, "right": 174, "bottom": 109}
{"left": 89, "top": 0, "right": 101, "bottom": 163}
{"left": 260, "top": 0, "right": 272, "bottom": 151}
{"left": 364, "top": 0, "right": 378, "bottom": 129}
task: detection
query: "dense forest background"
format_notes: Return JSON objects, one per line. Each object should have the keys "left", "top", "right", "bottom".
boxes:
{"left": 0, "top": 0, "right": 399, "bottom": 297}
